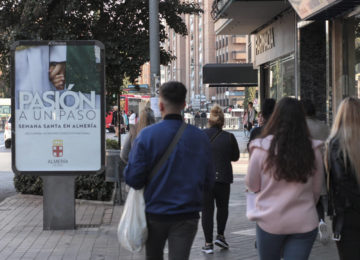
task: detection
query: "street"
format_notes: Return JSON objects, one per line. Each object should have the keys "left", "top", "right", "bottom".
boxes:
{"left": 0, "top": 131, "right": 16, "bottom": 203}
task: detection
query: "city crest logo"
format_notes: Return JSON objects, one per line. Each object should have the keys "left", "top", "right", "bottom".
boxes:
{"left": 52, "top": 140, "right": 64, "bottom": 157}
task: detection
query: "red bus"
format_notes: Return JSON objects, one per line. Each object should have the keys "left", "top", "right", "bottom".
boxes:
{"left": 120, "top": 94, "right": 150, "bottom": 115}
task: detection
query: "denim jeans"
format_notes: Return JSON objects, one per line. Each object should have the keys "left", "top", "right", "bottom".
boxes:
{"left": 146, "top": 218, "right": 198, "bottom": 260}
{"left": 256, "top": 225, "right": 317, "bottom": 260}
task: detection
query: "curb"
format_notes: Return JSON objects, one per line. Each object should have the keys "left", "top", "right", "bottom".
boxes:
{"left": 0, "top": 193, "right": 114, "bottom": 207}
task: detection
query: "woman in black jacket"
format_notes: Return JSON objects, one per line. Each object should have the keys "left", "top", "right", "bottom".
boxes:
{"left": 201, "top": 105, "right": 240, "bottom": 254}
{"left": 325, "top": 97, "right": 360, "bottom": 260}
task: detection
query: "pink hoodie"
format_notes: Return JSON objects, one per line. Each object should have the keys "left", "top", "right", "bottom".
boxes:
{"left": 246, "top": 135, "right": 324, "bottom": 234}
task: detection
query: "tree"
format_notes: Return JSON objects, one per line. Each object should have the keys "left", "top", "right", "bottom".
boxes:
{"left": 243, "top": 87, "right": 257, "bottom": 108}
{"left": 0, "top": 0, "right": 202, "bottom": 97}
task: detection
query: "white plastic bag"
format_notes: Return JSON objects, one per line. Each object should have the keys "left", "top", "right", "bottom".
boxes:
{"left": 117, "top": 188, "right": 148, "bottom": 252}
{"left": 246, "top": 190, "right": 258, "bottom": 221}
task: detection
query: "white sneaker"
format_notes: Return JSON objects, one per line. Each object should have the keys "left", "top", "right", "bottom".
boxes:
{"left": 318, "top": 219, "right": 330, "bottom": 245}
{"left": 201, "top": 244, "right": 214, "bottom": 254}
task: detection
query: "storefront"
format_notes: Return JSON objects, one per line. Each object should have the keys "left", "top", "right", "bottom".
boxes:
{"left": 289, "top": 0, "right": 360, "bottom": 122}
{"left": 212, "top": 0, "right": 360, "bottom": 123}
{"left": 251, "top": 10, "right": 297, "bottom": 105}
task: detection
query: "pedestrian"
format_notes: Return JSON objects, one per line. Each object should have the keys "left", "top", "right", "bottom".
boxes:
{"left": 247, "top": 102, "right": 256, "bottom": 132}
{"left": 248, "top": 98, "right": 276, "bottom": 144}
{"left": 112, "top": 106, "right": 119, "bottom": 137}
{"left": 201, "top": 111, "right": 207, "bottom": 129}
{"left": 129, "top": 110, "right": 136, "bottom": 132}
{"left": 302, "top": 99, "right": 330, "bottom": 244}
{"left": 201, "top": 105, "right": 240, "bottom": 254}
{"left": 120, "top": 107, "right": 155, "bottom": 163}
{"left": 302, "top": 99, "right": 330, "bottom": 141}
{"left": 242, "top": 109, "right": 248, "bottom": 136}
{"left": 246, "top": 97, "right": 324, "bottom": 260}
{"left": 325, "top": 97, "right": 360, "bottom": 260}
{"left": 122, "top": 110, "right": 129, "bottom": 132}
{"left": 124, "top": 81, "right": 215, "bottom": 260}
{"left": 195, "top": 111, "right": 201, "bottom": 128}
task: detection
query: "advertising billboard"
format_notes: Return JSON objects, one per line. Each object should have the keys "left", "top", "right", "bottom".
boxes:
{"left": 11, "top": 41, "right": 105, "bottom": 175}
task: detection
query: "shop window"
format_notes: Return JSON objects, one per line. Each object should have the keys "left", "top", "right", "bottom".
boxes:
{"left": 269, "top": 55, "right": 295, "bottom": 100}
{"left": 344, "top": 16, "right": 360, "bottom": 98}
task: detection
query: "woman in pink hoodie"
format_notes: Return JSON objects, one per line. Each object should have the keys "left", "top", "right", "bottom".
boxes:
{"left": 246, "top": 97, "right": 324, "bottom": 260}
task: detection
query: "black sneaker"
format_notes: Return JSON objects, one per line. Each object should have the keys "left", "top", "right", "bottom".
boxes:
{"left": 201, "top": 244, "right": 214, "bottom": 254}
{"left": 215, "top": 235, "right": 229, "bottom": 249}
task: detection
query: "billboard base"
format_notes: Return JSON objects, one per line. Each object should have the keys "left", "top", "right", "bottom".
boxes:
{"left": 42, "top": 175, "right": 76, "bottom": 230}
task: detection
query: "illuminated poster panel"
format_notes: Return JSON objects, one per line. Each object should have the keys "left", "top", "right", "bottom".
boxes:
{"left": 11, "top": 41, "right": 105, "bottom": 174}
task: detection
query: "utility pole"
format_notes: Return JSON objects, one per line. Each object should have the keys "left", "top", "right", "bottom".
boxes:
{"left": 149, "top": 0, "right": 160, "bottom": 97}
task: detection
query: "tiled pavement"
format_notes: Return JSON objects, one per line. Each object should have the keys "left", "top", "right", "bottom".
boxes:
{"left": 0, "top": 174, "right": 338, "bottom": 260}
{"left": 0, "top": 131, "right": 339, "bottom": 259}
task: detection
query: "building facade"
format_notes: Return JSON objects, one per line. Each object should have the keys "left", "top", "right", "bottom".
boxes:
{"left": 161, "top": 0, "right": 216, "bottom": 110}
{"left": 212, "top": 0, "right": 360, "bottom": 124}
{"left": 214, "top": 35, "right": 249, "bottom": 107}
{"left": 161, "top": 0, "right": 252, "bottom": 110}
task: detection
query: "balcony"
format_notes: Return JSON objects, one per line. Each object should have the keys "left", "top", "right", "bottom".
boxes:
{"left": 232, "top": 36, "right": 246, "bottom": 44}
{"left": 232, "top": 51, "right": 246, "bottom": 61}
{"left": 211, "top": 0, "right": 232, "bottom": 20}
{"left": 213, "top": 1, "right": 290, "bottom": 35}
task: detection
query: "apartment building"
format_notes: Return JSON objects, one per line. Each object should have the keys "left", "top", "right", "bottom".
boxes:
{"left": 161, "top": 0, "right": 216, "bottom": 110}
{"left": 214, "top": 35, "right": 249, "bottom": 107}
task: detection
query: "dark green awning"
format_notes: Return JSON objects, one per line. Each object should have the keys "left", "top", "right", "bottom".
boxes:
{"left": 203, "top": 63, "right": 258, "bottom": 86}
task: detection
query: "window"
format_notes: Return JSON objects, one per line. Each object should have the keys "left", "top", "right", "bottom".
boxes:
{"left": 238, "top": 43, "right": 246, "bottom": 52}
{"left": 269, "top": 55, "right": 295, "bottom": 100}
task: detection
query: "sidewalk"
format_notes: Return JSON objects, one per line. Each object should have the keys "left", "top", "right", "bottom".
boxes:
{"left": 0, "top": 177, "right": 338, "bottom": 260}
{"left": 0, "top": 131, "right": 338, "bottom": 259}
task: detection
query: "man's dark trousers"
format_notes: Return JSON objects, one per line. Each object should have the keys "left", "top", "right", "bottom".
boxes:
{"left": 146, "top": 218, "right": 198, "bottom": 260}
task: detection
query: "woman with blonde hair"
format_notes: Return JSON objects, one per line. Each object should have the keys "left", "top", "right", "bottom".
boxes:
{"left": 325, "top": 97, "right": 360, "bottom": 260}
{"left": 120, "top": 106, "right": 155, "bottom": 163}
{"left": 201, "top": 105, "right": 240, "bottom": 254}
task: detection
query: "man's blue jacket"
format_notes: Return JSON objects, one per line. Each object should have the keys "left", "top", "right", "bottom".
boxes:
{"left": 124, "top": 115, "right": 215, "bottom": 220}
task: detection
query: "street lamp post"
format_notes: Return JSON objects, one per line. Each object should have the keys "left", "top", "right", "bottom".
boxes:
{"left": 149, "top": 0, "right": 160, "bottom": 97}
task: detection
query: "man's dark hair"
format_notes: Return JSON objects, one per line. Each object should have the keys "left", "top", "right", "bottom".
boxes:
{"left": 159, "top": 81, "right": 187, "bottom": 106}
{"left": 301, "top": 99, "right": 316, "bottom": 117}
{"left": 262, "top": 98, "right": 276, "bottom": 121}
{"left": 248, "top": 102, "right": 253, "bottom": 107}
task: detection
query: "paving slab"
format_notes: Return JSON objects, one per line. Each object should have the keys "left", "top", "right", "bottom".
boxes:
{"left": 0, "top": 131, "right": 338, "bottom": 259}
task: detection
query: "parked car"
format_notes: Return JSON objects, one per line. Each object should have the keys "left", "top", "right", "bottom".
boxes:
{"left": 4, "top": 116, "right": 11, "bottom": 148}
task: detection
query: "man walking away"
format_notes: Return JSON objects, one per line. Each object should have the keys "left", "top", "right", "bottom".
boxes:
{"left": 112, "top": 106, "right": 119, "bottom": 137}
{"left": 247, "top": 102, "right": 256, "bottom": 132}
{"left": 201, "top": 111, "right": 207, "bottom": 129}
{"left": 124, "top": 81, "right": 215, "bottom": 260}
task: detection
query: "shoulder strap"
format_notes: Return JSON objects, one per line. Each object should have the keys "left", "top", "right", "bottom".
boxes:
{"left": 210, "top": 130, "right": 222, "bottom": 143}
{"left": 148, "top": 122, "right": 187, "bottom": 182}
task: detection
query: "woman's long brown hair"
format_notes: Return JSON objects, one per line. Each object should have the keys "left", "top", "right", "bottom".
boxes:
{"left": 260, "top": 97, "right": 315, "bottom": 183}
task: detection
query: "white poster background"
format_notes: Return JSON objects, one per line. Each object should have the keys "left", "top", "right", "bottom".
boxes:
{"left": 14, "top": 44, "right": 102, "bottom": 172}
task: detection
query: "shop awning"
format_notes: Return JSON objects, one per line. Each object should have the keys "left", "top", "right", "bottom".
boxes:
{"left": 203, "top": 63, "right": 258, "bottom": 86}
{"left": 214, "top": 0, "right": 290, "bottom": 35}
